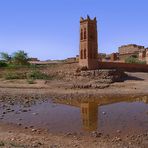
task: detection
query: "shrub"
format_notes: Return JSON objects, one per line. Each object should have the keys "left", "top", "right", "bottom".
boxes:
{"left": 137, "top": 60, "right": 146, "bottom": 64}
{"left": 26, "top": 78, "right": 36, "bottom": 84}
{"left": 26, "top": 70, "right": 52, "bottom": 80}
{"left": 0, "top": 61, "right": 7, "bottom": 67}
{"left": 0, "top": 141, "right": 5, "bottom": 146}
{"left": 4, "top": 72, "right": 26, "bottom": 80}
{"left": 125, "top": 56, "right": 146, "bottom": 64}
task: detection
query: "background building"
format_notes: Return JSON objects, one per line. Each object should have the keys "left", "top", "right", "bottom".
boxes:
{"left": 118, "top": 44, "right": 145, "bottom": 60}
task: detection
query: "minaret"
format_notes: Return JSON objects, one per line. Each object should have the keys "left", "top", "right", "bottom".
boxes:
{"left": 79, "top": 15, "right": 98, "bottom": 70}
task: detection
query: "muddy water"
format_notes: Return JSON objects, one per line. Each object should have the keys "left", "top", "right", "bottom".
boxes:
{"left": 0, "top": 96, "right": 148, "bottom": 135}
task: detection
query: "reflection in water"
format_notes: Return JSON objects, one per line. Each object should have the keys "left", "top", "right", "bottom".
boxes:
{"left": 81, "top": 102, "right": 98, "bottom": 131}
{"left": 57, "top": 96, "right": 148, "bottom": 132}
{"left": 0, "top": 95, "right": 148, "bottom": 134}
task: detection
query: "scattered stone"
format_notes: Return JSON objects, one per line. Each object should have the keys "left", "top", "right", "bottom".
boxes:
{"left": 91, "top": 131, "right": 102, "bottom": 138}
{"left": 50, "top": 144, "right": 59, "bottom": 148}
{"left": 117, "top": 130, "right": 121, "bottom": 133}
{"left": 102, "top": 112, "right": 106, "bottom": 115}
{"left": 18, "top": 123, "right": 22, "bottom": 126}
{"left": 21, "top": 109, "right": 28, "bottom": 112}
{"left": 32, "top": 112, "right": 38, "bottom": 115}
{"left": 31, "top": 129, "right": 37, "bottom": 132}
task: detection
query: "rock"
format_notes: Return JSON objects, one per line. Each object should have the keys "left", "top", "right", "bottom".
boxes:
{"left": 21, "top": 109, "right": 28, "bottom": 112}
{"left": 18, "top": 123, "right": 22, "bottom": 126}
{"left": 117, "top": 130, "right": 121, "bottom": 133}
{"left": 32, "top": 112, "right": 38, "bottom": 115}
{"left": 50, "top": 144, "right": 59, "bottom": 148}
{"left": 91, "top": 131, "right": 102, "bottom": 138}
{"left": 102, "top": 112, "right": 106, "bottom": 115}
{"left": 31, "top": 129, "right": 36, "bottom": 132}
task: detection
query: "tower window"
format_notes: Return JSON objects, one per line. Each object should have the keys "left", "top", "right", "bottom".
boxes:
{"left": 81, "top": 50, "right": 83, "bottom": 59}
{"left": 81, "top": 29, "right": 83, "bottom": 40}
{"left": 84, "top": 28, "right": 86, "bottom": 39}
{"left": 84, "top": 49, "right": 86, "bottom": 59}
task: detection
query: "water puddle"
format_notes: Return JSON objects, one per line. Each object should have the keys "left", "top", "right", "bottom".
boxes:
{"left": 0, "top": 96, "right": 148, "bottom": 135}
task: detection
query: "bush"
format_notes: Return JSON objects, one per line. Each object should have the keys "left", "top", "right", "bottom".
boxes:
{"left": 26, "top": 78, "right": 36, "bottom": 84}
{"left": 0, "top": 141, "right": 5, "bottom": 146}
{"left": 0, "top": 61, "right": 7, "bottom": 67}
{"left": 4, "top": 72, "right": 26, "bottom": 80}
{"left": 26, "top": 70, "right": 52, "bottom": 80}
{"left": 125, "top": 56, "right": 146, "bottom": 64}
{"left": 6, "top": 64, "right": 29, "bottom": 69}
{"left": 3, "top": 70, "right": 53, "bottom": 80}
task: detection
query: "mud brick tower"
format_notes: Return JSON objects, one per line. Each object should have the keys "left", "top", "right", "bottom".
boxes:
{"left": 79, "top": 15, "right": 98, "bottom": 70}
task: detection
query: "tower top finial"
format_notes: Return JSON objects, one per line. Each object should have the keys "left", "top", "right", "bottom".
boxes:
{"left": 80, "top": 17, "right": 84, "bottom": 21}
{"left": 87, "top": 15, "right": 90, "bottom": 20}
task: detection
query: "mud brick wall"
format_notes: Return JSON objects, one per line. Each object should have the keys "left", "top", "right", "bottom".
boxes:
{"left": 98, "top": 62, "right": 148, "bottom": 72}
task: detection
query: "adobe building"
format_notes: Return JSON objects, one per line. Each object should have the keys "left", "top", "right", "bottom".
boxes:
{"left": 139, "top": 50, "right": 146, "bottom": 61}
{"left": 111, "top": 53, "right": 119, "bottom": 61}
{"left": 79, "top": 15, "right": 98, "bottom": 70}
{"left": 118, "top": 44, "right": 145, "bottom": 60}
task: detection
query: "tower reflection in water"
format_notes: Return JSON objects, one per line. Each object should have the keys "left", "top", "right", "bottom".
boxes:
{"left": 80, "top": 102, "right": 98, "bottom": 131}
{"left": 55, "top": 96, "right": 148, "bottom": 132}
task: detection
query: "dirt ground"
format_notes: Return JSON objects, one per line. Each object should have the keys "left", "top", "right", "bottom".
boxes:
{"left": 0, "top": 122, "right": 147, "bottom": 148}
{"left": 0, "top": 64, "right": 148, "bottom": 147}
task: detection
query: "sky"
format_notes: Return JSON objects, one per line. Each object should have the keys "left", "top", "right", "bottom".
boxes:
{"left": 0, "top": 0, "right": 148, "bottom": 60}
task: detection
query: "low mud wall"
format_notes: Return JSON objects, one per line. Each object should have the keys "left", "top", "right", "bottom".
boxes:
{"left": 98, "top": 62, "right": 148, "bottom": 72}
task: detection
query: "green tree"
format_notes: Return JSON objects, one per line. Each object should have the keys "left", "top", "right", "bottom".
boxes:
{"left": 12, "top": 50, "right": 29, "bottom": 65}
{"left": 0, "top": 52, "right": 12, "bottom": 63}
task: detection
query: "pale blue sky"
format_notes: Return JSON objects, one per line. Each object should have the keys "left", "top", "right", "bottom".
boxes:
{"left": 0, "top": 0, "right": 148, "bottom": 60}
